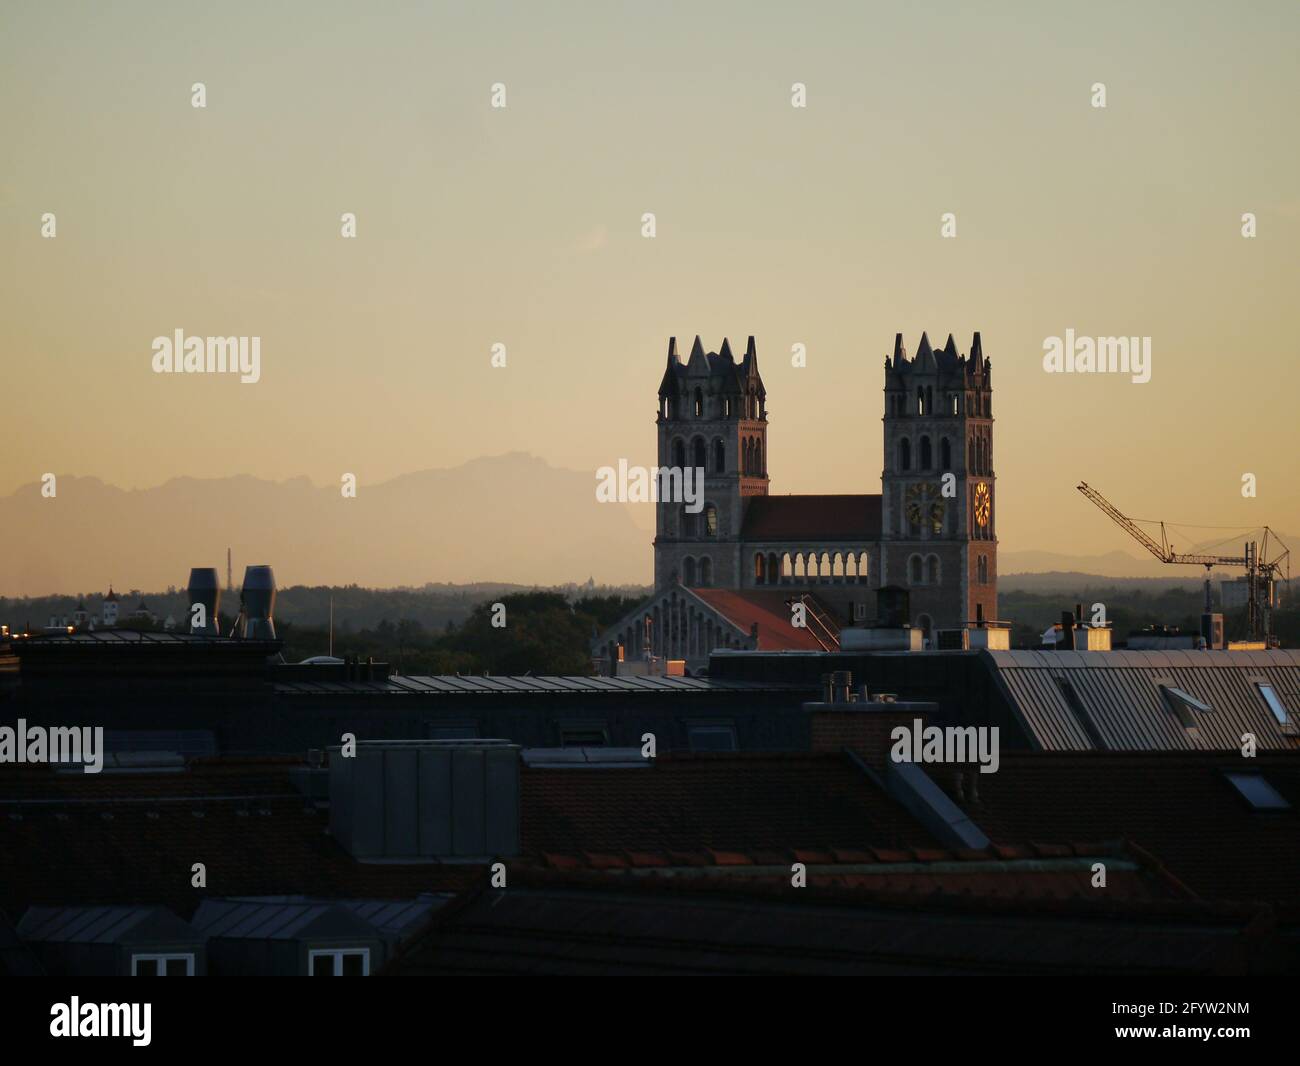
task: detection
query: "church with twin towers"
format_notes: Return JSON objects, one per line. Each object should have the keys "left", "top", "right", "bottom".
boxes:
{"left": 594, "top": 331, "right": 998, "bottom": 673}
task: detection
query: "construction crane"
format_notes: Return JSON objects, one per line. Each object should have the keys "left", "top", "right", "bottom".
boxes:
{"left": 1077, "top": 483, "right": 1290, "bottom": 646}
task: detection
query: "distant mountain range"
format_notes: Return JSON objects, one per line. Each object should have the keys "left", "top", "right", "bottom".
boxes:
{"left": 1, "top": 454, "right": 650, "bottom": 597}
{"left": 2, "top": 455, "right": 1289, "bottom": 597}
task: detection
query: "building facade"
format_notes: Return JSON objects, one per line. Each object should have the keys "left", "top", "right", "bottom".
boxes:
{"left": 596, "top": 332, "right": 998, "bottom": 669}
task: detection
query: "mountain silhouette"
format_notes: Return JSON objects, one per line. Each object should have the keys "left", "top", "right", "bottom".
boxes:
{"left": 2, "top": 453, "right": 651, "bottom": 596}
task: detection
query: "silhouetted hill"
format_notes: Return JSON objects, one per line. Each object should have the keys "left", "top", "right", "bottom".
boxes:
{"left": 1, "top": 454, "right": 650, "bottom": 596}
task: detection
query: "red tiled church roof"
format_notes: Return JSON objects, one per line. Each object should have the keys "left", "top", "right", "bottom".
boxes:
{"left": 689, "top": 589, "right": 835, "bottom": 651}
{"left": 741, "top": 494, "right": 881, "bottom": 541}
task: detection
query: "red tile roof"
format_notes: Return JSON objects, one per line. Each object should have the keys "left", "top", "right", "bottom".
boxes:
{"left": 741, "top": 494, "right": 881, "bottom": 541}
{"left": 688, "top": 589, "right": 835, "bottom": 651}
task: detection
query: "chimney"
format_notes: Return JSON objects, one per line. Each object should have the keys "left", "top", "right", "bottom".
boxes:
{"left": 329, "top": 740, "right": 520, "bottom": 861}
{"left": 806, "top": 694, "right": 940, "bottom": 772}
{"left": 821, "top": 671, "right": 853, "bottom": 704}
{"left": 241, "top": 565, "right": 276, "bottom": 639}
{"left": 186, "top": 567, "right": 221, "bottom": 635}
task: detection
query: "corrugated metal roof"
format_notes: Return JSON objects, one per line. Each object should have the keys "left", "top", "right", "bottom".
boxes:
{"left": 191, "top": 897, "right": 443, "bottom": 939}
{"left": 19, "top": 905, "right": 155, "bottom": 943}
{"left": 986, "top": 649, "right": 1300, "bottom": 751}
{"left": 274, "top": 674, "right": 797, "bottom": 696}
{"left": 192, "top": 900, "right": 336, "bottom": 939}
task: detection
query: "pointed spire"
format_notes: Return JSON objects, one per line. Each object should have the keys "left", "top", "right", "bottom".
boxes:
{"left": 915, "top": 331, "right": 936, "bottom": 372}
{"left": 686, "top": 334, "right": 709, "bottom": 373}
{"left": 719, "top": 337, "right": 733, "bottom": 361}
{"left": 746, "top": 336, "right": 756, "bottom": 361}
{"left": 943, "top": 333, "right": 958, "bottom": 359}
{"left": 892, "top": 333, "right": 906, "bottom": 366}
{"left": 970, "top": 331, "right": 984, "bottom": 361}
{"left": 666, "top": 336, "right": 679, "bottom": 364}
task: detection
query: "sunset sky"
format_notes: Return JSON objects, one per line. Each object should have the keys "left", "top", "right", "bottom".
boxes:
{"left": 3, "top": 0, "right": 1297, "bottom": 571}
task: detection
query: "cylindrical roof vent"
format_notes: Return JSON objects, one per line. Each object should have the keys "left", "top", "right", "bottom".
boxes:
{"left": 241, "top": 565, "right": 277, "bottom": 639}
{"left": 186, "top": 567, "right": 222, "bottom": 635}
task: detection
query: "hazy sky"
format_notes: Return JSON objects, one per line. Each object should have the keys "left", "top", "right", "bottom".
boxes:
{"left": 2, "top": 0, "right": 1297, "bottom": 561}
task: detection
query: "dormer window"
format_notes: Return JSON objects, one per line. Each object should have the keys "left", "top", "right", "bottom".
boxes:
{"left": 309, "top": 948, "right": 370, "bottom": 976}
{"left": 132, "top": 953, "right": 194, "bottom": 976}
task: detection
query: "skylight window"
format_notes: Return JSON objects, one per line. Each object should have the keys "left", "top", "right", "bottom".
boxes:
{"left": 1159, "top": 685, "right": 1211, "bottom": 729}
{"left": 1224, "top": 773, "right": 1291, "bottom": 811}
{"left": 1256, "top": 684, "right": 1296, "bottom": 734}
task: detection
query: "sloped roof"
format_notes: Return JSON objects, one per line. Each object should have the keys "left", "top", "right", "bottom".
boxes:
{"left": 688, "top": 589, "right": 837, "bottom": 651}
{"left": 741, "top": 495, "right": 881, "bottom": 541}
{"left": 0, "top": 760, "right": 485, "bottom": 918}
{"left": 520, "top": 752, "right": 938, "bottom": 856}
{"left": 985, "top": 648, "right": 1300, "bottom": 751}
{"left": 957, "top": 751, "right": 1300, "bottom": 911}
{"left": 382, "top": 874, "right": 1275, "bottom": 976}
{"left": 18, "top": 905, "right": 197, "bottom": 945}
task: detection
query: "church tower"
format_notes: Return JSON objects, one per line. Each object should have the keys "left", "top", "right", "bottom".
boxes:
{"left": 880, "top": 331, "right": 996, "bottom": 635}
{"left": 654, "top": 336, "right": 767, "bottom": 590}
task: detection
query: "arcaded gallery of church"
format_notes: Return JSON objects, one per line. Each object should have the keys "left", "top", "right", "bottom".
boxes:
{"left": 594, "top": 332, "right": 999, "bottom": 672}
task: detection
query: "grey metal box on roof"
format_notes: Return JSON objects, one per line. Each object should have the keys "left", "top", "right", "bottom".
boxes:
{"left": 328, "top": 740, "right": 520, "bottom": 861}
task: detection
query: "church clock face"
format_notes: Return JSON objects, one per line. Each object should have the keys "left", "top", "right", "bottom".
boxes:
{"left": 973, "top": 482, "right": 991, "bottom": 529}
{"left": 906, "top": 482, "right": 945, "bottom": 535}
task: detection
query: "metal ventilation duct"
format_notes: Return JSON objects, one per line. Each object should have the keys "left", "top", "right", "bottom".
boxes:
{"left": 241, "top": 564, "right": 276, "bottom": 639}
{"left": 186, "top": 567, "right": 222, "bottom": 635}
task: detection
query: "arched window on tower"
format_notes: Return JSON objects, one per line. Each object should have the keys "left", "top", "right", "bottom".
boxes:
{"left": 713, "top": 438, "right": 725, "bottom": 473}
{"left": 917, "top": 387, "right": 926, "bottom": 415}
{"left": 692, "top": 437, "right": 706, "bottom": 470}
{"left": 926, "top": 386, "right": 933, "bottom": 414}
{"left": 680, "top": 505, "right": 696, "bottom": 538}
{"left": 699, "top": 556, "right": 712, "bottom": 587}
{"left": 949, "top": 393, "right": 959, "bottom": 416}
{"left": 940, "top": 437, "right": 952, "bottom": 470}
{"left": 694, "top": 388, "right": 704, "bottom": 418}
{"left": 920, "top": 436, "right": 932, "bottom": 470}
{"left": 723, "top": 396, "right": 732, "bottom": 418}
{"left": 704, "top": 504, "right": 718, "bottom": 537}
{"left": 673, "top": 438, "right": 686, "bottom": 469}
{"left": 899, "top": 438, "right": 911, "bottom": 471}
